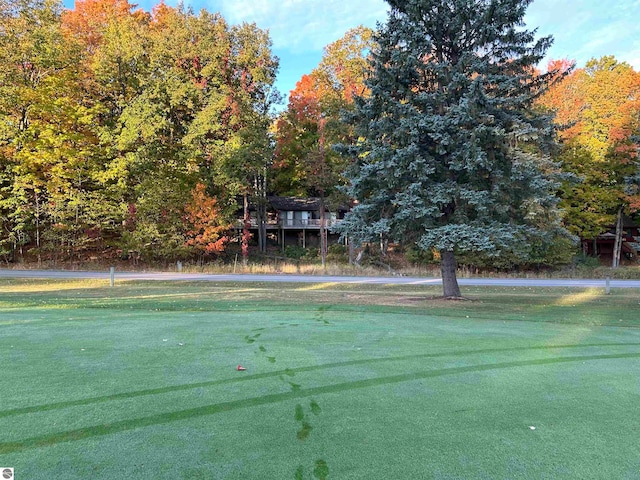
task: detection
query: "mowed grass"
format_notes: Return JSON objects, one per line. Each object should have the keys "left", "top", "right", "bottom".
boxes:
{"left": 0, "top": 278, "right": 639, "bottom": 479}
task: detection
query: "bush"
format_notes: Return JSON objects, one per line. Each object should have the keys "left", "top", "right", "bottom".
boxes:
{"left": 327, "top": 244, "right": 348, "bottom": 263}
{"left": 457, "top": 236, "right": 578, "bottom": 271}
{"left": 404, "top": 245, "right": 436, "bottom": 265}
{"left": 572, "top": 254, "right": 601, "bottom": 268}
{"left": 303, "top": 248, "right": 319, "bottom": 260}
{"left": 284, "top": 245, "right": 307, "bottom": 260}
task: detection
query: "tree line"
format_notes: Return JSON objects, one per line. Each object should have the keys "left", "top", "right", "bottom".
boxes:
{"left": 1, "top": 0, "right": 278, "bottom": 264}
{"left": 1, "top": 0, "right": 639, "bottom": 282}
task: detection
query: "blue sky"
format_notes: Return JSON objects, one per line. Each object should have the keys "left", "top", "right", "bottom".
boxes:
{"left": 66, "top": 0, "right": 640, "bottom": 104}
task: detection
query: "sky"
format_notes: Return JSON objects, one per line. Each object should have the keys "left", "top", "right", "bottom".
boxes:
{"left": 67, "top": 0, "right": 640, "bottom": 105}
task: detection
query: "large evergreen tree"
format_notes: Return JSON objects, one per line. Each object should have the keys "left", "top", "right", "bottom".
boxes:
{"left": 337, "top": 0, "right": 567, "bottom": 297}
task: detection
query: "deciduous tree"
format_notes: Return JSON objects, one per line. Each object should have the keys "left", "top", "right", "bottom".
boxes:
{"left": 273, "top": 27, "right": 374, "bottom": 264}
{"left": 538, "top": 56, "right": 640, "bottom": 265}
{"left": 184, "top": 182, "right": 230, "bottom": 260}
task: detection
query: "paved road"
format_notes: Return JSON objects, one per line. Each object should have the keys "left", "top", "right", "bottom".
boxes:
{"left": 1, "top": 269, "right": 639, "bottom": 288}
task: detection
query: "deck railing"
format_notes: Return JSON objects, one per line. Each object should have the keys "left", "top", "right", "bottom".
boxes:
{"left": 280, "top": 218, "right": 341, "bottom": 228}
{"left": 235, "top": 218, "right": 342, "bottom": 229}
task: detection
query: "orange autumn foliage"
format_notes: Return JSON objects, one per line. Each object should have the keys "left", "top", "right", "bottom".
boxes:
{"left": 62, "top": 0, "right": 148, "bottom": 50}
{"left": 538, "top": 59, "right": 584, "bottom": 140}
{"left": 184, "top": 183, "right": 230, "bottom": 255}
{"left": 288, "top": 74, "right": 323, "bottom": 121}
{"left": 539, "top": 56, "right": 640, "bottom": 162}
{"left": 538, "top": 57, "right": 640, "bottom": 218}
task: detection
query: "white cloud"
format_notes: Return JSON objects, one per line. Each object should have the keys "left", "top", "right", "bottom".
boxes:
{"left": 527, "top": 0, "right": 640, "bottom": 69}
{"left": 210, "top": 0, "right": 388, "bottom": 52}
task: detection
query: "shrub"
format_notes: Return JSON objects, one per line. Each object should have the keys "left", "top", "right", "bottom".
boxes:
{"left": 404, "top": 245, "right": 436, "bottom": 265}
{"left": 327, "top": 244, "right": 348, "bottom": 263}
{"left": 457, "top": 236, "right": 577, "bottom": 271}
{"left": 572, "top": 254, "right": 601, "bottom": 268}
{"left": 284, "top": 245, "right": 307, "bottom": 260}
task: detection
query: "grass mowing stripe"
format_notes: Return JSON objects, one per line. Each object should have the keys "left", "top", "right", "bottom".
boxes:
{"left": 1, "top": 342, "right": 638, "bottom": 419}
{"left": 2, "top": 351, "right": 639, "bottom": 455}
{"left": 2, "top": 341, "right": 638, "bottom": 419}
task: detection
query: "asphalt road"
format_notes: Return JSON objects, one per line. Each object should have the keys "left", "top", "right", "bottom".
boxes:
{"left": 1, "top": 269, "right": 639, "bottom": 288}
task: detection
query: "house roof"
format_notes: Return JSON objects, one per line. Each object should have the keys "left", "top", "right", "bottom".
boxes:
{"left": 267, "top": 196, "right": 350, "bottom": 212}
{"left": 268, "top": 196, "right": 322, "bottom": 211}
{"left": 597, "top": 215, "right": 640, "bottom": 234}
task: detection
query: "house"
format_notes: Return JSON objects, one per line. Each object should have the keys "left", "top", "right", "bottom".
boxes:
{"left": 583, "top": 215, "right": 640, "bottom": 264}
{"left": 235, "top": 196, "right": 349, "bottom": 250}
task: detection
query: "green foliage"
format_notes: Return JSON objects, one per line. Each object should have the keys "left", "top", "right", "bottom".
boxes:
{"left": 457, "top": 235, "right": 577, "bottom": 271}
{"left": 283, "top": 245, "right": 340, "bottom": 262}
{"left": 404, "top": 245, "right": 436, "bottom": 265}
{"left": 572, "top": 253, "right": 602, "bottom": 269}
{"left": 302, "top": 247, "right": 319, "bottom": 260}
{"left": 284, "top": 245, "right": 307, "bottom": 260}
{"left": 326, "top": 243, "right": 347, "bottom": 263}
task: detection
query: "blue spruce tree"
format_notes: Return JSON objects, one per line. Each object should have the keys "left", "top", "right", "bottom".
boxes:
{"left": 337, "top": 0, "right": 568, "bottom": 297}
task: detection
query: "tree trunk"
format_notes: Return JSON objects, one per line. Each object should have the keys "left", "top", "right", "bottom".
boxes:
{"left": 612, "top": 206, "right": 623, "bottom": 268}
{"left": 379, "top": 233, "right": 388, "bottom": 256}
{"left": 440, "top": 250, "right": 461, "bottom": 298}
{"left": 348, "top": 236, "right": 354, "bottom": 265}
{"left": 319, "top": 200, "right": 327, "bottom": 268}
{"left": 242, "top": 193, "right": 251, "bottom": 266}
{"left": 257, "top": 223, "right": 264, "bottom": 253}
{"left": 256, "top": 172, "right": 267, "bottom": 253}
{"left": 257, "top": 200, "right": 267, "bottom": 253}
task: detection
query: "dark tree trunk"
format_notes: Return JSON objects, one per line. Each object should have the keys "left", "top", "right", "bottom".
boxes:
{"left": 440, "top": 250, "right": 461, "bottom": 298}
{"left": 257, "top": 201, "right": 267, "bottom": 253}
{"left": 255, "top": 172, "right": 267, "bottom": 253}
{"left": 260, "top": 221, "right": 267, "bottom": 253}
{"left": 242, "top": 193, "right": 251, "bottom": 266}
{"left": 319, "top": 199, "right": 327, "bottom": 268}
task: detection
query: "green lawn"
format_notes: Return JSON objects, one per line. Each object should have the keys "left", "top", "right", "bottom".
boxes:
{"left": 0, "top": 279, "right": 639, "bottom": 479}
